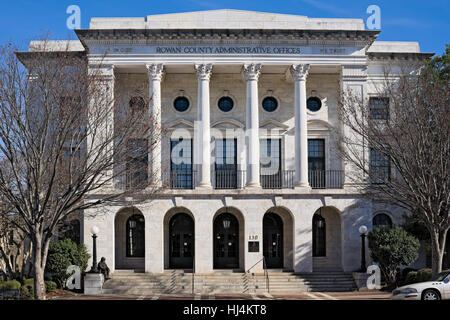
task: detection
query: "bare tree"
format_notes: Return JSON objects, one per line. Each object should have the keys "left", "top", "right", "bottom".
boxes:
{"left": 338, "top": 52, "right": 449, "bottom": 277}
{"left": 0, "top": 41, "right": 162, "bottom": 299}
{"left": 0, "top": 196, "right": 32, "bottom": 281}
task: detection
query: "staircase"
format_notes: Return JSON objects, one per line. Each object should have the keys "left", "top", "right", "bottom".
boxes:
{"left": 102, "top": 271, "right": 357, "bottom": 295}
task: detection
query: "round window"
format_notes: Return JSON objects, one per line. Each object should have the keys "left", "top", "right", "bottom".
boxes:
{"left": 262, "top": 97, "right": 278, "bottom": 112}
{"left": 218, "top": 96, "right": 234, "bottom": 112}
{"left": 307, "top": 97, "right": 322, "bottom": 112}
{"left": 173, "top": 96, "right": 190, "bottom": 112}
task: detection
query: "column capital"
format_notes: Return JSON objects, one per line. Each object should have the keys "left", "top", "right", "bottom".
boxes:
{"left": 195, "top": 63, "right": 213, "bottom": 81}
{"left": 291, "top": 64, "right": 310, "bottom": 81}
{"left": 88, "top": 64, "right": 115, "bottom": 82}
{"left": 146, "top": 63, "right": 164, "bottom": 81}
{"left": 243, "top": 63, "right": 262, "bottom": 81}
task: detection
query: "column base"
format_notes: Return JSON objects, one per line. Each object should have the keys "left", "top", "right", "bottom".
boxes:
{"left": 245, "top": 182, "right": 261, "bottom": 189}
{"left": 196, "top": 182, "right": 212, "bottom": 189}
{"left": 294, "top": 182, "right": 311, "bottom": 192}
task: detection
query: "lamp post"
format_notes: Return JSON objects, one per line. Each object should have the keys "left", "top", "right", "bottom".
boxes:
{"left": 359, "top": 225, "right": 368, "bottom": 273}
{"left": 89, "top": 226, "right": 99, "bottom": 273}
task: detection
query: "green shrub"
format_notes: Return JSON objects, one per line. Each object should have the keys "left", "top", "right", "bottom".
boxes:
{"left": 405, "top": 271, "right": 417, "bottom": 284}
{"left": 45, "top": 238, "right": 89, "bottom": 289}
{"left": 20, "top": 278, "right": 34, "bottom": 300}
{"left": 45, "top": 280, "right": 57, "bottom": 293}
{"left": 368, "top": 226, "right": 420, "bottom": 285}
{"left": 0, "top": 280, "right": 21, "bottom": 290}
{"left": 23, "top": 278, "right": 34, "bottom": 287}
{"left": 416, "top": 268, "right": 432, "bottom": 283}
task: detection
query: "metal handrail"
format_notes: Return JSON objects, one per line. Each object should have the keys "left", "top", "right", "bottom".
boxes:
{"left": 246, "top": 256, "right": 269, "bottom": 293}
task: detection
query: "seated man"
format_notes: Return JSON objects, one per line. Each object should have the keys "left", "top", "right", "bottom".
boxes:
{"left": 97, "top": 257, "right": 110, "bottom": 280}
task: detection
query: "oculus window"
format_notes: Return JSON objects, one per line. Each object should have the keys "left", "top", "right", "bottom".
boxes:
{"left": 307, "top": 97, "right": 322, "bottom": 112}
{"left": 262, "top": 97, "right": 278, "bottom": 112}
{"left": 173, "top": 96, "right": 190, "bottom": 112}
{"left": 218, "top": 97, "right": 234, "bottom": 112}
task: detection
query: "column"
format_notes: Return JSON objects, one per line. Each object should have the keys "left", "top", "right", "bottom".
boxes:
{"left": 87, "top": 64, "right": 115, "bottom": 188}
{"left": 243, "top": 63, "right": 262, "bottom": 188}
{"left": 291, "top": 64, "right": 310, "bottom": 188}
{"left": 146, "top": 64, "right": 164, "bottom": 188}
{"left": 340, "top": 65, "right": 368, "bottom": 188}
{"left": 195, "top": 64, "right": 213, "bottom": 188}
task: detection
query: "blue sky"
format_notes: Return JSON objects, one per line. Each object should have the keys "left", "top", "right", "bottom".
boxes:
{"left": 1, "top": 0, "right": 448, "bottom": 54}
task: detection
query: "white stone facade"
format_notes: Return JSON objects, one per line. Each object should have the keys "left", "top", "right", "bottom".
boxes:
{"left": 30, "top": 10, "right": 433, "bottom": 274}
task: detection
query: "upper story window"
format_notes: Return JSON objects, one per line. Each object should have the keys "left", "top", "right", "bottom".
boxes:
{"left": 308, "top": 139, "right": 325, "bottom": 171}
{"left": 260, "top": 139, "right": 282, "bottom": 188}
{"left": 129, "top": 96, "right": 146, "bottom": 110}
{"left": 373, "top": 213, "right": 393, "bottom": 229}
{"left": 215, "top": 139, "right": 237, "bottom": 169}
{"left": 170, "top": 139, "right": 193, "bottom": 189}
{"left": 260, "top": 139, "right": 281, "bottom": 174}
{"left": 307, "top": 97, "right": 322, "bottom": 112}
{"left": 262, "top": 97, "right": 278, "bottom": 112}
{"left": 369, "top": 97, "right": 389, "bottom": 120}
{"left": 369, "top": 148, "right": 390, "bottom": 184}
{"left": 215, "top": 139, "right": 237, "bottom": 189}
{"left": 218, "top": 97, "right": 234, "bottom": 112}
{"left": 173, "top": 96, "right": 190, "bottom": 112}
{"left": 126, "top": 139, "right": 148, "bottom": 188}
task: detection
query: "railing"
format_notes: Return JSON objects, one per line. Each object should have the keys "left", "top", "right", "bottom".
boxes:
{"left": 116, "top": 169, "right": 344, "bottom": 190}
{"left": 308, "top": 170, "right": 344, "bottom": 189}
{"left": 115, "top": 172, "right": 148, "bottom": 190}
{"left": 213, "top": 169, "right": 246, "bottom": 189}
{"left": 246, "top": 256, "right": 269, "bottom": 293}
{"left": 261, "top": 170, "right": 295, "bottom": 189}
{"left": 166, "top": 169, "right": 196, "bottom": 189}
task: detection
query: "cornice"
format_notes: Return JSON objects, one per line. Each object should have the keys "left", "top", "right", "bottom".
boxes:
{"left": 368, "top": 52, "right": 434, "bottom": 61}
{"left": 75, "top": 28, "right": 379, "bottom": 50}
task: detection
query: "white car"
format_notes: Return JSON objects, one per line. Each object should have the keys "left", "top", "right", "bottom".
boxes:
{"left": 391, "top": 270, "right": 450, "bottom": 300}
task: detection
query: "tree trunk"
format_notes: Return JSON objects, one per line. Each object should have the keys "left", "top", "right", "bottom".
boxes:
{"left": 431, "top": 229, "right": 448, "bottom": 277}
{"left": 32, "top": 236, "right": 46, "bottom": 300}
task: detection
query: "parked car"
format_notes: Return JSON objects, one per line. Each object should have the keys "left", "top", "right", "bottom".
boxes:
{"left": 391, "top": 270, "right": 450, "bottom": 300}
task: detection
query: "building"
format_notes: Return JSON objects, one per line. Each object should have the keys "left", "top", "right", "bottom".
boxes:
{"left": 27, "top": 10, "right": 436, "bottom": 275}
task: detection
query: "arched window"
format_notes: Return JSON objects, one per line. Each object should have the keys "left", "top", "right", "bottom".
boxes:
{"left": 313, "top": 213, "right": 326, "bottom": 257}
{"left": 126, "top": 214, "right": 145, "bottom": 257}
{"left": 373, "top": 213, "right": 393, "bottom": 229}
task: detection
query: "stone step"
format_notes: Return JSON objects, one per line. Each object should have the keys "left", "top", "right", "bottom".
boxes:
{"left": 103, "top": 272, "right": 357, "bottom": 294}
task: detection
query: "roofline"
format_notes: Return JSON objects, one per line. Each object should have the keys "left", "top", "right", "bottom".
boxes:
{"left": 75, "top": 28, "right": 380, "bottom": 51}
{"left": 15, "top": 51, "right": 86, "bottom": 67}
{"left": 368, "top": 52, "right": 435, "bottom": 61}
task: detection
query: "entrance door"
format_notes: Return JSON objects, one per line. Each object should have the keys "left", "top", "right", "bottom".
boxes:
{"left": 214, "top": 213, "right": 239, "bottom": 269}
{"left": 169, "top": 213, "right": 194, "bottom": 269}
{"left": 263, "top": 213, "right": 283, "bottom": 268}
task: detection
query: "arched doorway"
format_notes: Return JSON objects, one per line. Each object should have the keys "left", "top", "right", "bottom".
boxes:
{"left": 126, "top": 214, "right": 145, "bottom": 258}
{"left": 214, "top": 212, "right": 239, "bottom": 269}
{"left": 263, "top": 212, "right": 284, "bottom": 268}
{"left": 312, "top": 207, "right": 342, "bottom": 271}
{"left": 169, "top": 213, "right": 194, "bottom": 269}
{"left": 115, "top": 208, "right": 145, "bottom": 270}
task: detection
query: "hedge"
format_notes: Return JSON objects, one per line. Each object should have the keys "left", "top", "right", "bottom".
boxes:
{"left": 0, "top": 280, "right": 21, "bottom": 290}
{"left": 404, "top": 268, "right": 433, "bottom": 284}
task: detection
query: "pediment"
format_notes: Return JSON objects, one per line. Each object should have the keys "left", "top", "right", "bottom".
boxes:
{"left": 212, "top": 118, "right": 245, "bottom": 129}
{"left": 165, "top": 119, "right": 194, "bottom": 130}
{"left": 307, "top": 119, "right": 333, "bottom": 131}
{"left": 260, "top": 119, "right": 289, "bottom": 132}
